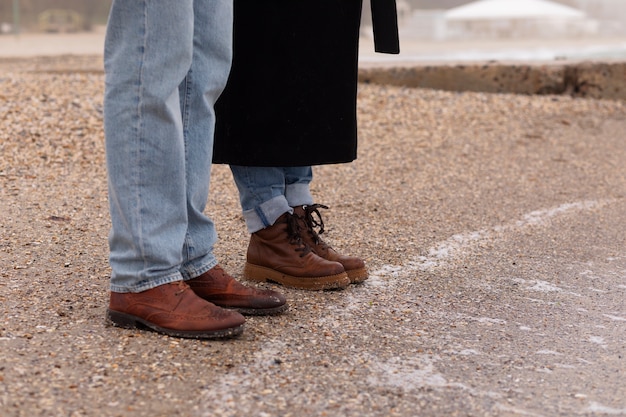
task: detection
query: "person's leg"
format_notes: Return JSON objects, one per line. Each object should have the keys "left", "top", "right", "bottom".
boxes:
{"left": 104, "top": 0, "right": 245, "bottom": 338}
{"left": 229, "top": 165, "right": 349, "bottom": 290}
{"left": 105, "top": 0, "right": 195, "bottom": 293}
{"left": 229, "top": 165, "right": 293, "bottom": 233}
{"left": 177, "top": 0, "right": 232, "bottom": 280}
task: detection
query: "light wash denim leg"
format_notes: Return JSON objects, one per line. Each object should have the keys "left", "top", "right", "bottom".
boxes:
{"left": 229, "top": 166, "right": 314, "bottom": 233}
{"left": 104, "top": 0, "right": 233, "bottom": 293}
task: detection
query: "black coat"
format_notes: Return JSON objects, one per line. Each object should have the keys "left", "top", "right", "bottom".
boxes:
{"left": 213, "top": 0, "right": 399, "bottom": 167}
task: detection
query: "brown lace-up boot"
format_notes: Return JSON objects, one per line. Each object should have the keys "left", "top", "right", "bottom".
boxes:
{"left": 293, "top": 204, "right": 368, "bottom": 283}
{"left": 244, "top": 213, "right": 350, "bottom": 290}
{"left": 187, "top": 265, "right": 288, "bottom": 316}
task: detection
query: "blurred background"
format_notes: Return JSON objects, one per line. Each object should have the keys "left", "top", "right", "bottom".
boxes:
{"left": 1, "top": 0, "right": 625, "bottom": 61}
{"left": 2, "top": 0, "right": 625, "bottom": 37}
{"left": 0, "top": 0, "right": 111, "bottom": 34}
{"left": 387, "top": 0, "right": 626, "bottom": 39}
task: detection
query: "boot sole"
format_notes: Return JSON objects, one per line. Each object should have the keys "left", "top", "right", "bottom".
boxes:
{"left": 346, "top": 267, "right": 369, "bottom": 284}
{"left": 106, "top": 309, "right": 244, "bottom": 339}
{"left": 243, "top": 263, "right": 350, "bottom": 291}
{"left": 229, "top": 303, "right": 289, "bottom": 316}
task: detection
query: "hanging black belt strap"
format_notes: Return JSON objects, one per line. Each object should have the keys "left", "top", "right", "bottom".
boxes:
{"left": 371, "top": 0, "right": 400, "bottom": 54}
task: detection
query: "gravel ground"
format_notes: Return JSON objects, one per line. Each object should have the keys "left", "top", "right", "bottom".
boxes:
{"left": 1, "top": 56, "right": 625, "bottom": 417}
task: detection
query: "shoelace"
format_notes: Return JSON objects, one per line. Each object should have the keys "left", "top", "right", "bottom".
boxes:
{"left": 303, "top": 204, "right": 330, "bottom": 247}
{"left": 285, "top": 213, "right": 312, "bottom": 257}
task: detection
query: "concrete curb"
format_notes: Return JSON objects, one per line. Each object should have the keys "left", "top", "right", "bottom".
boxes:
{"left": 359, "top": 60, "right": 626, "bottom": 100}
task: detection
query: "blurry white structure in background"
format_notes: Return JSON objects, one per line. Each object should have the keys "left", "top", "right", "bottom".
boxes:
{"left": 565, "top": 0, "right": 626, "bottom": 35}
{"left": 402, "top": 0, "right": 600, "bottom": 40}
{"left": 1, "top": 23, "right": 13, "bottom": 34}
{"left": 445, "top": 0, "right": 597, "bottom": 38}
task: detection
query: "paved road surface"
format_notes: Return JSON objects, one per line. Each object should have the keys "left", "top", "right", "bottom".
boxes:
{"left": 0, "top": 33, "right": 624, "bottom": 417}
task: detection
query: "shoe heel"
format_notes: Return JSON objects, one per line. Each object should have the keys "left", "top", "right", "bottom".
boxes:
{"left": 106, "top": 309, "right": 141, "bottom": 329}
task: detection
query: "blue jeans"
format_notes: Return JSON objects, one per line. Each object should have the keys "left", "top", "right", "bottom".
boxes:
{"left": 104, "top": 0, "right": 233, "bottom": 293}
{"left": 230, "top": 166, "right": 314, "bottom": 233}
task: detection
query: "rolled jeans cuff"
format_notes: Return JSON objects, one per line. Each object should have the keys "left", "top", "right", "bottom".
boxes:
{"left": 242, "top": 195, "right": 293, "bottom": 233}
{"left": 285, "top": 182, "right": 314, "bottom": 207}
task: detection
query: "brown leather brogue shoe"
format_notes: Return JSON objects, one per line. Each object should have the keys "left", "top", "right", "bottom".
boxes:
{"left": 244, "top": 213, "right": 350, "bottom": 290}
{"left": 293, "top": 204, "right": 368, "bottom": 284}
{"left": 106, "top": 281, "right": 245, "bottom": 339}
{"left": 187, "top": 265, "right": 288, "bottom": 316}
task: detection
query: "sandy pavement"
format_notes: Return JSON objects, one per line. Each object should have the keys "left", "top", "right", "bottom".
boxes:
{"left": 0, "top": 40, "right": 625, "bottom": 417}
